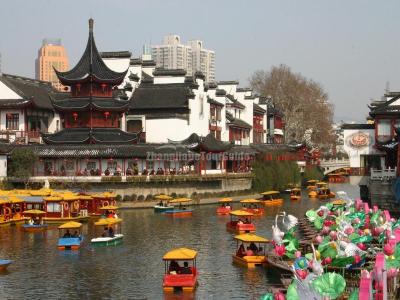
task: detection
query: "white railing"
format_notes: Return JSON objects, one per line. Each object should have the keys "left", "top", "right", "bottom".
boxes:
{"left": 370, "top": 167, "right": 397, "bottom": 180}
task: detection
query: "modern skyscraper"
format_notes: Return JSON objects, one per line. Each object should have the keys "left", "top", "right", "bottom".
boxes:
{"left": 35, "top": 39, "right": 69, "bottom": 91}
{"left": 151, "top": 35, "right": 215, "bottom": 82}
{"left": 187, "top": 40, "right": 215, "bottom": 82}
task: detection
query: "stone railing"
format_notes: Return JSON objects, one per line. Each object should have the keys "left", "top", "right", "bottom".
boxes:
{"left": 370, "top": 167, "right": 397, "bottom": 181}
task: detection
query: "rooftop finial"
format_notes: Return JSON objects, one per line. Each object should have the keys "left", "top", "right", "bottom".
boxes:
{"left": 89, "top": 18, "right": 94, "bottom": 31}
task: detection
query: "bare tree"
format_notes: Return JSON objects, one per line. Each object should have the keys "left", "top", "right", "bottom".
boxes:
{"left": 250, "top": 64, "right": 335, "bottom": 146}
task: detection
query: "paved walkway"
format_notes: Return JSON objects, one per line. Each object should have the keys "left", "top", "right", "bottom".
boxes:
{"left": 118, "top": 193, "right": 261, "bottom": 209}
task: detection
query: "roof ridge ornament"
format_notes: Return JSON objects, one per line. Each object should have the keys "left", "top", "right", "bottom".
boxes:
{"left": 89, "top": 18, "right": 94, "bottom": 32}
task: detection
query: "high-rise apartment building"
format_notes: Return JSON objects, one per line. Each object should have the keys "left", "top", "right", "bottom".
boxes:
{"left": 187, "top": 40, "right": 215, "bottom": 82}
{"left": 35, "top": 39, "right": 69, "bottom": 91}
{"left": 151, "top": 35, "right": 215, "bottom": 82}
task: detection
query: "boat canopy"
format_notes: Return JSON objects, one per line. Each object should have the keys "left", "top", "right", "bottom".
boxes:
{"left": 155, "top": 194, "right": 173, "bottom": 200}
{"left": 0, "top": 199, "right": 10, "bottom": 204}
{"left": 9, "top": 197, "right": 24, "bottom": 204}
{"left": 291, "top": 188, "right": 301, "bottom": 191}
{"left": 30, "top": 189, "right": 52, "bottom": 196}
{"left": 332, "top": 199, "right": 346, "bottom": 205}
{"left": 94, "top": 218, "right": 122, "bottom": 226}
{"left": 169, "top": 198, "right": 192, "bottom": 204}
{"left": 58, "top": 221, "right": 83, "bottom": 229}
{"left": 219, "top": 197, "right": 232, "bottom": 203}
{"left": 43, "top": 196, "right": 63, "bottom": 201}
{"left": 61, "top": 194, "right": 80, "bottom": 201}
{"left": 79, "top": 195, "right": 93, "bottom": 200}
{"left": 317, "top": 182, "right": 327, "bottom": 186}
{"left": 230, "top": 210, "right": 254, "bottom": 217}
{"left": 23, "top": 209, "right": 46, "bottom": 215}
{"left": 99, "top": 205, "right": 119, "bottom": 210}
{"left": 163, "top": 248, "right": 197, "bottom": 260}
{"left": 261, "top": 191, "right": 280, "bottom": 195}
{"left": 307, "top": 180, "right": 318, "bottom": 183}
{"left": 234, "top": 233, "right": 269, "bottom": 243}
{"left": 240, "top": 199, "right": 261, "bottom": 203}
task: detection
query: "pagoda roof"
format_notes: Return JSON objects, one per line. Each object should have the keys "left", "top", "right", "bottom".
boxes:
{"left": 369, "top": 95, "right": 400, "bottom": 117}
{"left": 207, "top": 97, "right": 224, "bottom": 107}
{"left": 50, "top": 96, "right": 131, "bottom": 112}
{"left": 42, "top": 128, "right": 140, "bottom": 144}
{"left": 54, "top": 19, "right": 127, "bottom": 85}
{"left": 226, "top": 111, "right": 252, "bottom": 129}
{"left": 253, "top": 103, "right": 266, "bottom": 114}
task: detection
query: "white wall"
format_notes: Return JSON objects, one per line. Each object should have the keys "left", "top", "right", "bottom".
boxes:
{"left": 343, "top": 128, "right": 384, "bottom": 168}
{"left": 0, "top": 155, "right": 7, "bottom": 177}
{"left": 0, "top": 109, "right": 25, "bottom": 131}
{"left": 145, "top": 118, "right": 190, "bottom": 143}
{"left": 0, "top": 81, "right": 22, "bottom": 99}
{"left": 48, "top": 113, "right": 61, "bottom": 133}
{"left": 154, "top": 76, "right": 185, "bottom": 84}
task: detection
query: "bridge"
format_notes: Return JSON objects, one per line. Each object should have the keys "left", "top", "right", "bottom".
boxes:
{"left": 319, "top": 158, "right": 350, "bottom": 175}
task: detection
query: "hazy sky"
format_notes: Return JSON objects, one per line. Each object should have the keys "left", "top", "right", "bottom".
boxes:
{"left": 1, "top": 0, "right": 399, "bottom": 122}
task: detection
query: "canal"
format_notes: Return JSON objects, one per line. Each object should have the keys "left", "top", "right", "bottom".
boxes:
{"left": 0, "top": 184, "right": 359, "bottom": 299}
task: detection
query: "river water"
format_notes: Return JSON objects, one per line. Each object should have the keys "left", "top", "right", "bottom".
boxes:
{"left": 0, "top": 184, "right": 359, "bottom": 300}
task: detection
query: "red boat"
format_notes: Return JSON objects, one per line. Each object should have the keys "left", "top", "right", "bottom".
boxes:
{"left": 216, "top": 198, "right": 233, "bottom": 215}
{"left": 163, "top": 248, "right": 198, "bottom": 292}
{"left": 226, "top": 210, "right": 256, "bottom": 234}
{"left": 240, "top": 199, "right": 265, "bottom": 215}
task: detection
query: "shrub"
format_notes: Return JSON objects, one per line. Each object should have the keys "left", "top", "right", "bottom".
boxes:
{"left": 116, "top": 194, "right": 122, "bottom": 202}
{"left": 170, "top": 192, "right": 177, "bottom": 198}
{"left": 123, "top": 195, "right": 132, "bottom": 202}
{"left": 303, "top": 166, "right": 324, "bottom": 183}
{"left": 137, "top": 195, "right": 145, "bottom": 201}
{"left": 131, "top": 194, "right": 137, "bottom": 201}
{"left": 145, "top": 194, "right": 154, "bottom": 201}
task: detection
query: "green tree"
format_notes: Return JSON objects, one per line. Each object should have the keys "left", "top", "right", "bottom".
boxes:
{"left": 303, "top": 166, "right": 324, "bottom": 182}
{"left": 8, "top": 148, "right": 38, "bottom": 186}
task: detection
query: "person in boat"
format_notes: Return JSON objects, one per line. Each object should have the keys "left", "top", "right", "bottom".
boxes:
{"left": 102, "top": 227, "right": 107, "bottom": 237}
{"left": 244, "top": 218, "right": 250, "bottom": 224}
{"left": 249, "top": 242, "right": 258, "bottom": 252}
{"left": 237, "top": 219, "right": 244, "bottom": 225}
{"left": 226, "top": 203, "right": 231, "bottom": 209}
{"left": 168, "top": 260, "right": 180, "bottom": 274}
{"left": 72, "top": 231, "right": 79, "bottom": 238}
{"left": 180, "top": 262, "right": 192, "bottom": 274}
{"left": 236, "top": 244, "right": 246, "bottom": 257}
{"left": 28, "top": 218, "right": 34, "bottom": 225}
{"left": 158, "top": 200, "right": 163, "bottom": 207}
{"left": 245, "top": 246, "right": 254, "bottom": 256}
{"left": 63, "top": 230, "right": 71, "bottom": 238}
{"left": 108, "top": 226, "right": 114, "bottom": 237}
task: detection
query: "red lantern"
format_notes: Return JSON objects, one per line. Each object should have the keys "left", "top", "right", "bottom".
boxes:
{"left": 104, "top": 111, "right": 110, "bottom": 119}
{"left": 72, "top": 112, "right": 78, "bottom": 121}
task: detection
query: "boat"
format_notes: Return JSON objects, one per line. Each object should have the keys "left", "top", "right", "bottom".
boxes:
{"left": 289, "top": 188, "right": 301, "bottom": 201}
{"left": 308, "top": 181, "right": 327, "bottom": 198}
{"left": 154, "top": 195, "right": 174, "bottom": 212}
{"left": 232, "top": 233, "right": 269, "bottom": 268}
{"left": 0, "top": 259, "right": 12, "bottom": 271}
{"left": 91, "top": 218, "right": 123, "bottom": 246}
{"left": 260, "top": 191, "right": 283, "bottom": 206}
{"left": 163, "top": 248, "right": 198, "bottom": 292}
{"left": 88, "top": 192, "right": 116, "bottom": 218}
{"left": 57, "top": 221, "right": 84, "bottom": 250}
{"left": 43, "top": 193, "right": 90, "bottom": 224}
{"left": 216, "top": 198, "right": 233, "bottom": 215}
{"left": 164, "top": 198, "right": 193, "bottom": 217}
{"left": 98, "top": 205, "right": 120, "bottom": 219}
{"left": 22, "top": 209, "right": 48, "bottom": 232}
{"left": 317, "top": 187, "right": 335, "bottom": 200}
{"left": 240, "top": 199, "right": 264, "bottom": 215}
{"left": 306, "top": 180, "right": 318, "bottom": 190}
{"left": 226, "top": 210, "right": 255, "bottom": 233}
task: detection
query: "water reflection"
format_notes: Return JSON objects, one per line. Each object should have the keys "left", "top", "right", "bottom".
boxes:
{"left": 0, "top": 184, "right": 359, "bottom": 299}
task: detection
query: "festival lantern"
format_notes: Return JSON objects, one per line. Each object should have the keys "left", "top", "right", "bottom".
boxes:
{"left": 72, "top": 112, "right": 78, "bottom": 121}
{"left": 104, "top": 111, "right": 110, "bottom": 119}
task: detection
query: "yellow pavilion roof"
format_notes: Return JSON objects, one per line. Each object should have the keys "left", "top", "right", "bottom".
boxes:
{"left": 78, "top": 195, "right": 93, "bottom": 200}
{"left": 261, "top": 191, "right": 280, "bottom": 195}
{"left": 169, "top": 198, "right": 192, "bottom": 204}
{"left": 58, "top": 221, "right": 82, "bottom": 229}
{"left": 234, "top": 233, "right": 269, "bottom": 243}
{"left": 163, "top": 248, "right": 197, "bottom": 260}
{"left": 99, "top": 205, "right": 119, "bottom": 210}
{"left": 9, "top": 197, "right": 24, "bottom": 204}
{"left": 219, "top": 197, "right": 232, "bottom": 203}
{"left": 307, "top": 180, "right": 318, "bottom": 183}
{"left": 23, "top": 209, "right": 46, "bottom": 215}
{"left": 30, "top": 189, "right": 52, "bottom": 196}
{"left": 155, "top": 194, "right": 173, "bottom": 200}
{"left": 240, "top": 199, "right": 261, "bottom": 203}
{"left": 43, "top": 196, "right": 63, "bottom": 202}
{"left": 291, "top": 188, "right": 301, "bottom": 191}
{"left": 94, "top": 218, "right": 123, "bottom": 226}
{"left": 230, "top": 210, "right": 254, "bottom": 217}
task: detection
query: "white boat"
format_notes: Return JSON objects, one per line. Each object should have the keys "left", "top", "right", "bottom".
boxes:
{"left": 91, "top": 233, "right": 124, "bottom": 246}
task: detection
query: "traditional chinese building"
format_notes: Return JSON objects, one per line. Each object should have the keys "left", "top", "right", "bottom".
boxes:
{"left": 42, "top": 19, "right": 140, "bottom": 145}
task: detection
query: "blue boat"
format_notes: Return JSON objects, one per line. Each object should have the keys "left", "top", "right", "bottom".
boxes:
{"left": 57, "top": 221, "right": 84, "bottom": 250}
{"left": 0, "top": 259, "right": 12, "bottom": 271}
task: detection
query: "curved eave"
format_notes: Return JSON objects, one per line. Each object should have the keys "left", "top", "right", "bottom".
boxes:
{"left": 91, "top": 101, "right": 131, "bottom": 112}
{"left": 55, "top": 70, "right": 128, "bottom": 86}
{"left": 0, "top": 99, "right": 33, "bottom": 108}
{"left": 42, "top": 135, "right": 91, "bottom": 144}
{"left": 91, "top": 133, "right": 138, "bottom": 144}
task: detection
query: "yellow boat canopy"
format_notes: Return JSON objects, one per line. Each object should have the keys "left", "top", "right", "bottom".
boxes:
{"left": 230, "top": 210, "right": 254, "bottom": 217}
{"left": 99, "top": 205, "right": 119, "bottom": 210}
{"left": 9, "top": 197, "right": 24, "bottom": 204}
{"left": 261, "top": 191, "right": 280, "bottom": 195}
{"left": 0, "top": 199, "right": 10, "bottom": 205}
{"left": 58, "top": 221, "right": 82, "bottom": 229}
{"left": 219, "top": 197, "right": 232, "bottom": 203}
{"left": 240, "top": 199, "right": 261, "bottom": 203}
{"left": 155, "top": 194, "right": 173, "bottom": 200}
{"left": 332, "top": 199, "right": 346, "bottom": 205}
{"left": 61, "top": 195, "right": 80, "bottom": 201}
{"left": 317, "top": 182, "right": 327, "bottom": 186}
{"left": 43, "top": 196, "right": 63, "bottom": 202}
{"left": 169, "top": 198, "right": 192, "bottom": 204}
{"left": 307, "top": 180, "right": 318, "bottom": 183}
{"left": 23, "top": 209, "right": 46, "bottom": 215}
{"left": 94, "top": 218, "right": 122, "bottom": 226}
{"left": 163, "top": 248, "right": 197, "bottom": 260}
{"left": 234, "top": 233, "right": 269, "bottom": 243}
{"left": 79, "top": 195, "right": 93, "bottom": 200}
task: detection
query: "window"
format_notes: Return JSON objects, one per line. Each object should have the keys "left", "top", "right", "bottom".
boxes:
{"left": 377, "top": 119, "right": 391, "bottom": 142}
{"left": 87, "top": 161, "right": 96, "bottom": 170}
{"left": 6, "top": 113, "right": 19, "bottom": 130}
{"left": 47, "top": 202, "right": 61, "bottom": 213}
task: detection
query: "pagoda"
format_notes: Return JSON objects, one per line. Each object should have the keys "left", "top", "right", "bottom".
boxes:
{"left": 42, "top": 19, "right": 139, "bottom": 144}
